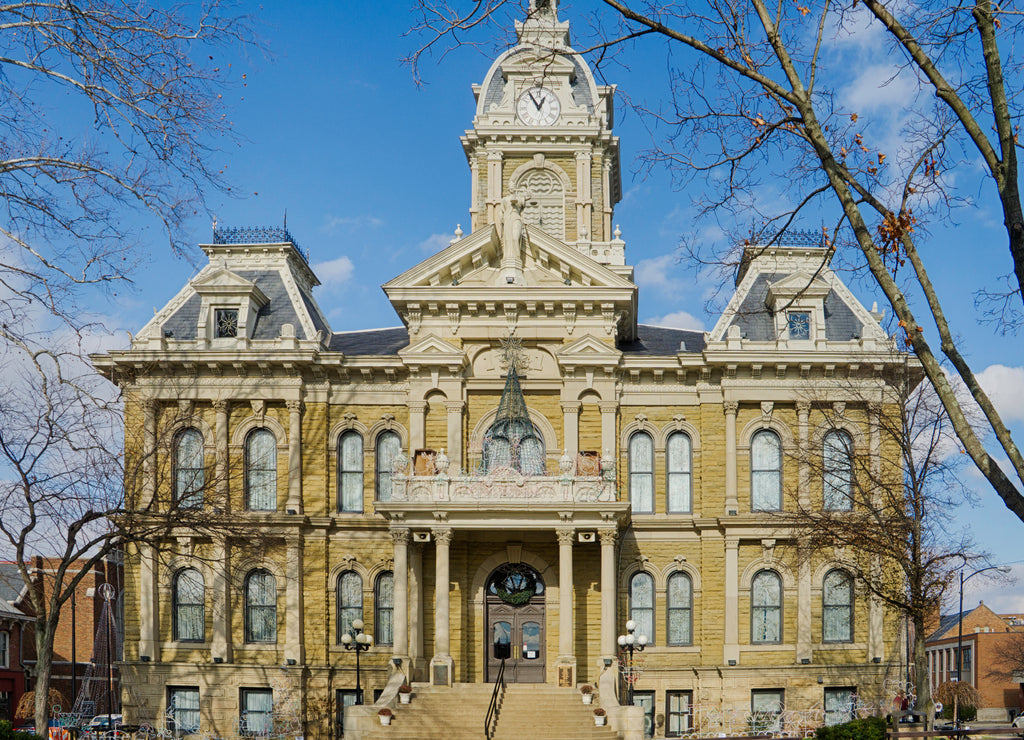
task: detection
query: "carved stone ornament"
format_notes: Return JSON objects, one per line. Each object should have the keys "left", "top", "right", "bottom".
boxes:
{"left": 177, "top": 400, "right": 194, "bottom": 418}
{"left": 600, "top": 449, "right": 615, "bottom": 480}
{"left": 558, "top": 450, "right": 574, "bottom": 476}
{"left": 382, "top": 413, "right": 395, "bottom": 430}
{"left": 343, "top": 411, "right": 358, "bottom": 429}
{"left": 391, "top": 528, "right": 411, "bottom": 545}
{"left": 672, "top": 413, "right": 687, "bottom": 428}
{"left": 761, "top": 539, "right": 777, "bottom": 563}
{"left": 213, "top": 399, "right": 229, "bottom": 414}
{"left": 250, "top": 400, "right": 266, "bottom": 420}
{"left": 435, "top": 448, "right": 450, "bottom": 475}
{"left": 634, "top": 413, "right": 648, "bottom": 431}
{"left": 286, "top": 399, "right": 304, "bottom": 414}
{"left": 556, "top": 528, "right": 576, "bottom": 546}
{"left": 761, "top": 401, "right": 774, "bottom": 419}
{"left": 833, "top": 401, "right": 847, "bottom": 418}
{"left": 432, "top": 528, "right": 453, "bottom": 545}
{"left": 796, "top": 401, "right": 812, "bottom": 417}
{"left": 673, "top": 555, "right": 688, "bottom": 568}
{"left": 723, "top": 401, "right": 739, "bottom": 415}
{"left": 598, "top": 528, "right": 618, "bottom": 545}
{"left": 341, "top": 554, "right": 357, "bottom": 568}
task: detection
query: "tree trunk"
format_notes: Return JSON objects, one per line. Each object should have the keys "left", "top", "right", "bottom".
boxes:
{"left": 913, "top": 615, "right": 933, "bottom": 730}
{"left": 34, "top": 617, "right": 55, "bottom": 734}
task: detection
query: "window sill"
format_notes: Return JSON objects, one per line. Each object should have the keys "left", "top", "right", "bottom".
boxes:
{"left": 647, "top": 645, "right": 701, "bottom": 653}
{"left": 813, "top": 642, "right": 865, "bottom": 650}
{"left": 740, "top": 644, "right": 795, "bottom": 652}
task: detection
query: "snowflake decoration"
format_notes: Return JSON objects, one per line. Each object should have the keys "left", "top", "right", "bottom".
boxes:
{"left": 499, "top": 333, "right": 531, "bottom": 375}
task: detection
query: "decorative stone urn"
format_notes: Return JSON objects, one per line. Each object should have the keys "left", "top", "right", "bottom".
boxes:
{"left": 435, "top": 448, "right": 450, "bottom": 475}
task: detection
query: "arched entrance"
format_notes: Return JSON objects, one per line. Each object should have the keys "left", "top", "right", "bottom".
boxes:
{"left": 485, "top": 563, "right": 546, "bottom": 683}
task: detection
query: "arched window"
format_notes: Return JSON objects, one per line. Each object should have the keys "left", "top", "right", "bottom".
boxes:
{"left": 751, "top": 430, "right": 782, "bottom": 511}
{"left": 823, "top": 430, "right": 854, "bottom": 511}
{"left": 338, "top": 431, "right": 364, "bottom": 513}
{"left": 375, "top": 431, "right": 401, "bottom": 501}
{"left": 751, "top": 570, "right": 782, "bottom": 643}
{"left": 629, "top": 571, "right": 655, "bottom": 644}
{"left": 823, "top": 569, "right": 854, "bottom": 643}
{"left": 629, "top": 432, "right": 654, "bottom": 514}
{"left": 173, "top": 428, "right": 204, "bottom": 508}
{"left": 172, "top": 568, "right": 205, "bottom": 642}
{"left": 667, "top": 432, "right": 692, "bottom": 514}
{"left": 375, "top": 571, "right": 394, "bottom": 646}
{"left": 666, "top": 572, "right": 693, "bottom": 646}
{"left": 245, "top": 429, "right": 277, "bottom": 511}
{"left": 337, "top": 571, "right": 363, "bottom": 642}
{"left": 244, "top": 569, "right": 277, "bottom": 643}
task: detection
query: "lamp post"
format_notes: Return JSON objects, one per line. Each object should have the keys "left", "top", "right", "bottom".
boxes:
{"left": 616, "top": 620, "right": 648, "bottom": 707}
{"left": 340, "top": 619, "right": 373, "bottom": 705}
{"left": 954, "top": 564, "right": 1011, "bottom": 729}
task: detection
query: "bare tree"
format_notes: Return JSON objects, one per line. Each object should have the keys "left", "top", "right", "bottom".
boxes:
{"left": 777, "top": 361, "right": 980, "bottom": 727}
{"left": 0, "top": 1, "right": 256, "bottom": 730}
{"left": 406, "top": 0, "right": 1024, "bottom": 524}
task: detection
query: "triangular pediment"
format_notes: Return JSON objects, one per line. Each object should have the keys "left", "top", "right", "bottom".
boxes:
{"left": 765, "top": 270, "right": 831, "bottom": 304}
{"left": 556, "top": 334, "right": 622, "bottom": 366}
{"left": 397, "top": 334, "right": 467, "bottom": 366}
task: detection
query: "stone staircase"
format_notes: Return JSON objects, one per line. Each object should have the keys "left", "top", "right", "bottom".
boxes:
{"left": 366, "top": 682, "right": 619, "bottom": 740}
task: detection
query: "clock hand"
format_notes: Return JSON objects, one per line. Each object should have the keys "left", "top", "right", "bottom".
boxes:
{"left": 530, "top": 91, "right": 543, "bottom": 110}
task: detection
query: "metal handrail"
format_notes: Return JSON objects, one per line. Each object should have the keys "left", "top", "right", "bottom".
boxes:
{"left": 484, "top": 658, "right": 506, "bottom": 740}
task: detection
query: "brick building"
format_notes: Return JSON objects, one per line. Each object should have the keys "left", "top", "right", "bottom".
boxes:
{"left": 94, "top": 1, "right": 912, "bottom": 738}
{"left": 927, "top": 602, "right": 1024, "bottom": 722}
{"left": 0, "top": 564, "right": 32, "bottom": 723}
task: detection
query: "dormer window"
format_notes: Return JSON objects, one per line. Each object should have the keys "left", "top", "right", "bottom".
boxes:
{"left": 787, "top": 311, "right": 811, "bottom": 340}
{"left": 215, "top": 309, "right": 239, "bottom": 338}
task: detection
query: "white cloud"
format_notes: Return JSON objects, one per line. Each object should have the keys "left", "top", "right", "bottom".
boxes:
{"left": 644, "top": 311, "right": 704, "bottom": 331}
{"left": 312, "top": 255, "right": 355, "bottom": 287}
{"left": 843, "top": 64, "right": 918, "bottom": 114}
{"left": 977, "top": 365, "right": 1024, "bottom": 423}
{"left": 323, "top": 215, "right": 383, "bottom": 234}
{"left": 634, "top": 253, "right": 684, "bottom": 295}
{"left": 961, "top": 564, "right": 1024, "bottom": 614}
{"left": 417, "top": 233, "right": 453, "bottom": 253}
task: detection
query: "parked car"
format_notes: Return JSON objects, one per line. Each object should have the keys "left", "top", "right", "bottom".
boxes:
{"left": 86, "top": 715, "right": 124, "bottom": 734}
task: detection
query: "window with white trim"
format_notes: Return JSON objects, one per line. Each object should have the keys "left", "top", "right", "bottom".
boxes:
{"left": 823, "top": 430, "right": 854, "bottom": 510}
{"left": 666, "top": 432, "right": 692, "bottom": 514}
{"left": 629, "top": 571, "right": 655, "bottom": 644}
{"left": 628, "top": 432, "right": 654, "bottom": 514}
{"left": 337, "top": 571, "right": 362, "bottom": 642}
{"left": 751, "top": 570, "right": 782, "bottom": 643}
{"left": 337, "top": 431, "right": 363, "bottom": 513}
{"left": 375, "top": 431, "right": 401, "bottom": 501}
{"left": 173, "top": 428, "right": 204, "bottom": 509}
{"left": 245, "top": 429, "right": 277, "bottom": 511}
{"left": 244, "top": 569, "right": 277, "bottom": 643}
{"left": 172, "top": 568, "right": 205, "bottom": 642}
{"left": 751, "top": 430, "right": 782, "bottom": 511}
{"left": 822, "top": 569, "right": 854, "bottom": 643}
{"left": 666, "top": 572, "right": 692, "bottom": 646}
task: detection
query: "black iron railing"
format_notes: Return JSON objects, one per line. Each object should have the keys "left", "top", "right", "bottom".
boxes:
{"left": 485, "top": 658, "right": 506, "bottom": 740}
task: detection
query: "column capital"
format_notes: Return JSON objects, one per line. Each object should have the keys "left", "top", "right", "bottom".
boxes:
{"left": 142, "top": 398, "right": 157, "bottom": 413}
{"left": 431, "top": 527, "right": 453, "bottom": 545}
{"left": 408, "top": 401, "right": 428, "bottom": 413}
{"left": 556, "top": 527, "right": 576, "bottom": 546}
{"left": 599, "top": 401, "right": 618, "bottom": 414}
{"left": 575, "top": 150, "right": 592, "bottom": 162}
{"left": 391, "top": 527, "right": 411, "bottom": 544}
{"left": 286, "top": 399, "right": 304, "bottom": 414}
{"left": 445, "top": 401, "right": 466, "bottom": 414}
{"left": 723, "top": 401, "right": 739, "bottom": 415}
{"left": 213, "top": 399, "right": 230, "bottom": 413}
{"left": 796, "top": 400, "right": 811, "bottom": 416}
{"left": 598, "top": 527, "right": 618, "bottom": 545}
{"left": 487, "top": 150, "right": 504, "bottom": 161}
{"left": 560, "top": 401, "right": 582, "bottom": 413}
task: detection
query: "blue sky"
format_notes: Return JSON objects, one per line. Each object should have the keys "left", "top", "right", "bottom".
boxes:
{"left": 105, "top": 2, "right": 1024, "bottom": 611}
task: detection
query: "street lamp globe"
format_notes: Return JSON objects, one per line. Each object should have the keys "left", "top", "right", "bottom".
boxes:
{"left": 638, "top": 634, "right": 648, "bottom": 647}
{"left": 341, "top": 633, "right": 352, "bottom": 645}
{"left": 625, "top": 620, "right": 636, "bottom": 632}
{"left": 352, "top": 618, "right": 364, "bottom": 631}
{"left": 617, "top": 634, "right": 626, "bottom": 647}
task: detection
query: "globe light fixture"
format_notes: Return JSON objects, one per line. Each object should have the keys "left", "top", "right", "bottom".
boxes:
{"left": 341, "top": 618, "right": 373, "bottom": 704}
{"left": 617, "top": 620, "right": 647, "bottom": 706}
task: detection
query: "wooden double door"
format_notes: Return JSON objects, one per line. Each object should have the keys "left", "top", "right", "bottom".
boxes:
{"left": 484, "top": 564, "right": 546, "bottom": 683}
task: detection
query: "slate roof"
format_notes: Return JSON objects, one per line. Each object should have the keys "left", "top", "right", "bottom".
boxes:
{"left": 328, "top": 327, "right": 410, "bottom": 355}
{"left": 0, "top": 562, "right": 31, "bottom": 620}
{"left": 482, "top": 49, "right": 595, "bottom": 115}
{"left": 729, "top": 273, "right": 863, "bottom": 341}
{"left": 619, "top": 325, "right": 706, "bottom": 355}
{"left": 927, "top": 610, "right": 971, "bottom": 642}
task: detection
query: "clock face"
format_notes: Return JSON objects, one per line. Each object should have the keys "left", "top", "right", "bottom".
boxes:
{"left": 516, "top": 87, "right": 561, "bottom": 126}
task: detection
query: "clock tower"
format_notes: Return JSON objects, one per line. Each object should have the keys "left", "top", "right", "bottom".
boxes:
{"left": 461, "top": 0, "right": 624, "bottom": 265}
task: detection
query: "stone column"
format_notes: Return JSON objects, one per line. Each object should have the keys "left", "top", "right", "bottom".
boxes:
{"left": 869, "top": 402, "right": 882, "bottom": 508}
{"left": 138, "top": 542, "right": 158, "bottom": 660}
{"left": 724, "top": 401, "right": 739, "bottom": 515}
{"left": 486, "top": 151, "right": 503, "bottom": 224}
{"left": 285, "top": 537, "right": 304, "bottom": 664}
{"left": 214, "top": 400, "right": 230, "bottom": 512}
{"left": 142, "top": 400, "right": 157, "bottom": 510}
{"left": 561, "top": 402, "right": 581, "bottom": 459}
{"left": 556, "top": 526, "right": 576, "bottom": 685}
{"left": 211, "top": 538, "right": 232, "bottom": 663}
{"left": 575, "top": 151, "right": 592, "bottom": 241}
{"left": 469, "top": 156, "right": 481, "bottom": 231}
{"left": 430, "top": 527, "right": 454, "bottom": 685}
{"left": 797, "top": 551, "right": 811, "bottom": 663}
{"left": 286, "top": 400, "right": 303, "bottom": 514}
{"left": 408, "top": 401, "right": 427, "bottom": 454}
{"left": 599, "top": 527, "right": 618, "bottom": 661}
{"left": 796, "top": 401, "right": 811, "bottom": 510}
{"left": 869, "top": 556, "right": 884, "bottom": 661}
{"left": 724, "top": 536, "right": 739, "bottom": 665}
{"left": 599, "top": 402, "right": 617, "bottom": 460}
{"left": 391, "top": 527, "right": 411, "bottom": 666}
{"left": 445, "top": 401, "right": 465, "bottom": 473}
{"left": 409, "top": 542, "right": 424, "bottom": 679}
{"left": 602, "top": 159, "right": 613, "bottom": 241}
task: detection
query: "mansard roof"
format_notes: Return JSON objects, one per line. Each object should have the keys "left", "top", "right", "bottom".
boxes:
{"left": 619, "top": 325, "right": 706, "bottom": 355}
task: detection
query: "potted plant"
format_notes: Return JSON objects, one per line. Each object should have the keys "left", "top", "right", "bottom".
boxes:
{"left": 398, "top": 685, "right": 412, "bottom": 704}
{"left": 593, "top": 708, "right": 606, "bottom": 727}
{"left": 378, "top": 708, "right": 393, "bottom": 726}
{"left": 580, "top": 685, "right": 594, "bottom": 705}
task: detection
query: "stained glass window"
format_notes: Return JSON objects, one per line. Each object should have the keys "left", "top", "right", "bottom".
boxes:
{"left": 629, "top": 571, "right": 655, "bottom": 644}
{"left": 245, "top": 429, "right": 277, "bottom": 511}
{"left": 823, "top": 570, "right": 853, "bottom": 643}
{"left": 823, "top": 431, "right": 854, "bottom": 511}
{"left": 751, "top": 570, "right": 782, "bottom": 643}
{"left": 375, "top": 572, "right": 394, "bottom": 646}
{"left": 173, "top": 429, "right": 204, "bottom": 509}
{"left": 751, "top": 430, "right": 782, "bottom": 511}
{"left": 337, "top": 571, "right": 362, "bottom": 642}
{"left": 375, "top": 431, "right": 401, "bottom": 501}
{"left": 215, "top": 308, "right": 239, "bottom": 338}
{"left": 245, "top": 570, "right": 277, "bottom": 643}
{"left": 787, "top": 311, "right": 810, "bottom": 340}
{"left": 338, "top": 431, "right": 363, "bottom": 513}
{"left": 667, "top": 432, "right": 692, "bottom": 513}
{"left": 629, "top": 432, "right": 654, "bottom": 514}
{"left": 173, "top": 568, "right": 204, "bottom": 642}
{"left": 667, "top": 572, "right": 693, "bottom": 645}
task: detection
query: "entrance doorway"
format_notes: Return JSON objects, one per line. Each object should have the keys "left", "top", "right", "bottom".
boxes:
{"left": 485, "top": 563, "right": 546, "bottom": 683}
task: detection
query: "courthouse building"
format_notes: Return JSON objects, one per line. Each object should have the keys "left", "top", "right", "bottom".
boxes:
{"left": 95, "top": 1, "right": 909, "bottom": 737}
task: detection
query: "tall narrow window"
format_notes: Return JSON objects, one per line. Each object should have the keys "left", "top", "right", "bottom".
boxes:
{"left": 245, "top": 570, "right": 277, "bottom": 643}
{"left": 629, "top": 571, "right": 655, "bottom": 644}
{"left": 666, "top": 431, "right": 692, "bottom": 513}
{"left": 338, "top": 431, "right": 364, "bottom": 513}
{"left": 628, "top": 432, "right": 654, "bottom": 514}
{"left": 375, "top": 431, "right": 401, "bottom": 501}
{"left": 751, "top": 570, "right": 782, "bottom": 643}
{"left": 173, "top": 428, "right": 204, "bottom": 509}
{"left": 666, "top": 691, "right": 693, "bottom": 737}
{"left": 751, "top": 430, "right": 782, "bottom": 511}
{"left": 823, "top": 430, "right": 854, "bottom": 510}
{"left": 375, "top": 571, "right": 394, "bottom": 646}
{"left": 168, "top": 687, "right": 200, "bottom": 735}
{"left": 0, "top": 631, "right": 8, "bottom": 669}
{"left": 240, "top": 688, "right": 274, "bottom": 736}
{"left": 245, "top": 429, "right": 277, "bottom": 511}
{"left": 337, "top": 571, "right": 363, "bottom": 642}
{"left": 666, "top": 572, "right": 693, "bottom": 646}
{"left": 172, "top": 568, "right": 205, "bottom": 642}
{"left": 823, "top": 569, "right": 854, "bottom": 643}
